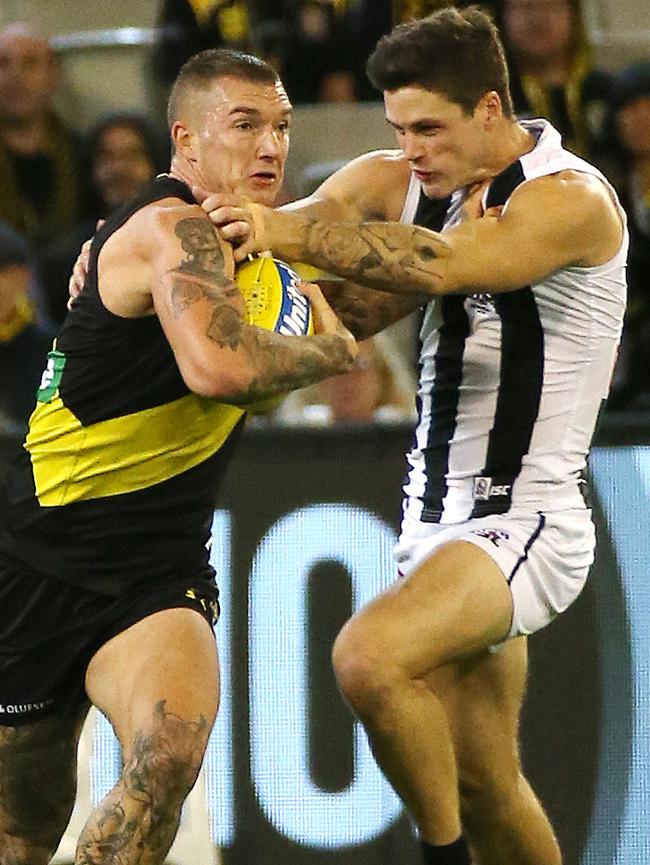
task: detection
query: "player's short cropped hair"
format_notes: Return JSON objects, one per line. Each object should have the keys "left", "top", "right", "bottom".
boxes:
{"left": 366, "top": 5, "right": 514, "bottom": 117}
{"left": 167, "top": 48, "right": 281, "bottom": 129}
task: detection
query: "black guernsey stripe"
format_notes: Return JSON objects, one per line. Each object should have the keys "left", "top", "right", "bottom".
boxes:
{"left": 420, "top": 296, "right": 471, "bottom": 522}
{"left": 414, "top": 192, "right": 452, "bottom": 229}
{"left": 470, "top": 288, "right": 545, "bottom": 517}
{"left": 472, "top": 160, "right": 545, "bottom": 518}
{"left": 411, "top": 193, "right": 462, "bottom": 523}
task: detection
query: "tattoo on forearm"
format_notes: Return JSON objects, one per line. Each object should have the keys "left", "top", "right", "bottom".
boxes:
{"left": 322, "top": 281, "right": 425, "bottom": 339}
{"left": 163, "top": 217, "right": 354, "bottom": 390}
{"left": 293, "top": 217, "right": 448, "bottom": 295}
{"left": 229, "top": 326, "right": 353, "bottom": 405}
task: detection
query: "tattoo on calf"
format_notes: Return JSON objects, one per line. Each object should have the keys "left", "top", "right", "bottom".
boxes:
{"left": 75, "top": 700, "right": 208, "bottom": 865}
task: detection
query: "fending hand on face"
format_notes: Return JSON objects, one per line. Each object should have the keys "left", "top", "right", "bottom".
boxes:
{"left": 193, "top": 185, "right": 270, "bottom": 262}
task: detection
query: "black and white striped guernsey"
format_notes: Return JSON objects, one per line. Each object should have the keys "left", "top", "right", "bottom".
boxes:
{"left": 400, "top": 119, "right": 627, "bottom": 525}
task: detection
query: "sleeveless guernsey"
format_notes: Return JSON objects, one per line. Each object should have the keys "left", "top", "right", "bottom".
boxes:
{"left": 0, "top": 176, "right": 245, "bottom": 594}
{"left": 399, "top": 119, "right": 627, "bottom": 525}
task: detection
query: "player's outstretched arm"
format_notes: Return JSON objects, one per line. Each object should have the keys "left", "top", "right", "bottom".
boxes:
{"left": 198, "top": 152, "right": 428, "bottom": 339}
{"left": 206, "top": 170, "right": 622, "bottom": 298}
{"left": 146, "top": 204, "right": 357, "bottom": 404}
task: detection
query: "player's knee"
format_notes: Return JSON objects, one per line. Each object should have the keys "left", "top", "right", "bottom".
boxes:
{"left": 332, "top": 624, "right": 402, "bottom": 717}
{"left": 123, "top": 702, "right": 211, "bottom": 805}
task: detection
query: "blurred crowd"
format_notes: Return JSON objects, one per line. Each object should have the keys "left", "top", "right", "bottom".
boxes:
{"left": 1, "top": 0, "right": 650, "bottom": 435}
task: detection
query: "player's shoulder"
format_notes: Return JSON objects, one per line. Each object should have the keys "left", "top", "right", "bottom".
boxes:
{"left": 505, "top": 169, "right": 623, "bottom": 264}
{"left": 141, "top": 196, "right": 207, "bottom": 230}
{"left": 318, "top": 149, "right": 411, "bottom": 220}
{"left": 510, "top": 167, "right": 617, "bottom": 218}
{"left": 125, "top": 197, "right": 212, "bottom": 253}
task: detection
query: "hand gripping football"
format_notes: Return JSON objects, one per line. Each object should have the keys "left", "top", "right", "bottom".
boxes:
{"left": 235, "top": 256, "right": 314, "bottom": 336}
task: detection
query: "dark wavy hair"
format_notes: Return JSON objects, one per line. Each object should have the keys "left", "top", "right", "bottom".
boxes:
{"left": 366, "top": 5, "right": 513, "bottom": 117}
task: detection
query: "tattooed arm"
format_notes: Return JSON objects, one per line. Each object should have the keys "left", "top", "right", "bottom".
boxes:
{"left": 145, "top": 204, "right": 356, "bottom": 403}
{"left": 315, "top": 278, "right": 425, "bottom": 340}
{"left": 209, "top": 175, "right": 624, "bottom": 298}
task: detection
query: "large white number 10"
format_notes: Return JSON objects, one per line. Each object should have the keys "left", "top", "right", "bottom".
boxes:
{"left": 248, "top": 504, "right": 402, "bottom": 847}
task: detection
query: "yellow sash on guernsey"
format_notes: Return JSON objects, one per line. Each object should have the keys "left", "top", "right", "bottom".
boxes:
{"left": 25, "top": 392, "right": 244, "bottom": 507}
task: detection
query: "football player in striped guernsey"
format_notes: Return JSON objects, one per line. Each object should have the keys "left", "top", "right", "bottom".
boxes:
{"left": 202, "top": 7, "right": 626, "bottom": 865}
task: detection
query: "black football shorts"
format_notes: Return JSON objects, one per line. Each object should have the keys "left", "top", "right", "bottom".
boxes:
{"left": 0, "top": 549, "right": 219, "bottom": 727}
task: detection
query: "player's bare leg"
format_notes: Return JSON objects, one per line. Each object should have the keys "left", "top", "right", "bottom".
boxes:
{"left": 431, "top": 639, "right": 562, "bottom": 865}
{"left": 0, "top": 710, "right": 87, "bottom": 865}
{"left": 331, "top": 542, "right": 517, "bottom": 852}
{"left": 78, "top": 608, "right": 219, "bottom": 865}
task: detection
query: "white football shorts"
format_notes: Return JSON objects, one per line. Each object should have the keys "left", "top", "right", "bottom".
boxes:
{"left": 394, "top": 507, "right": 596, "bottom": 641}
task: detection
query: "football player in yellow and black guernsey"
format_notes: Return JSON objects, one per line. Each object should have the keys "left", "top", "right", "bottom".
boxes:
{"left": 0, "top": 50, "right": 357, "bottom": 865}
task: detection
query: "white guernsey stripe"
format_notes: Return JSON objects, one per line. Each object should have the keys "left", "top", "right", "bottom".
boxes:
{"left": 402, "top": 119, "right": 627, "bottom": 525}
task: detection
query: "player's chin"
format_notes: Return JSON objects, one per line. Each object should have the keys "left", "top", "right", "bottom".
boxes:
{"left": 247, "top": 177, "right": 281, "bottom": 206}
{"left": 420, "top": 177, "right": 455, "bottom": 199}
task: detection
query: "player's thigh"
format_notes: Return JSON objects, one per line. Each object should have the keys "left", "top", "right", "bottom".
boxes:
{"left": 428, "top": 638, "right": 528, "bottom": 796}
{"left": 85, "top": 607, "right": 220, "bottom": 757}
{"left": 0, "top": 708, "right": 88, "bottom": 842}
{"left": 335, "top": 540, "right": 514, "bottom": 681}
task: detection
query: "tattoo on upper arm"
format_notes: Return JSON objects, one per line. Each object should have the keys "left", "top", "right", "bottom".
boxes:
{"left": 175, "top": 218, "right": 226, "bottom": 278}
{"left": 166, "top": 217, "right": 244, "bottom": 351}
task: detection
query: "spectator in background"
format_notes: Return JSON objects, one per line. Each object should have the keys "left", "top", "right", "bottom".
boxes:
{"left": 152, "top": 0, "right": 254, "bottom": 90}
{"left": 0, "top": 23, "right": 82, "bottom": 250}
{"left": 351, "top": 1, "right": 497, "bottom": 101}
{"left": 601, "top": 63, "right": 650, "bottom": 409}
{"left": 273, "top": 332, "right": 417, "bottom": 425}
{"left": 0, "top": 222, "right": 51, "bottom": 434}
{"left": 495, "top": 0, "right": 611, "bottom": 157}
{"left": 38, "top": 112, "right": 164, "bottom": 327}
{"left": 265, "top": 1, "right": 355, "bottom": 104}
{"left": 153, "top": 0, "right": 355, "bottom": 105}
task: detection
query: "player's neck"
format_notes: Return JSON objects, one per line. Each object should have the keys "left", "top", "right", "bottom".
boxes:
{"left": 479, "top": 119, "right": 537, "bottom": 182}
{"left": 168, "top": 158, "right": 197, "bottom": 192}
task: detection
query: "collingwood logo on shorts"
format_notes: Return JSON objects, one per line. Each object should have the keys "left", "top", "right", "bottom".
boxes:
{"left": 473, "top": 476, "right": 511, "bottom": 501}
{"left": 472, "top": 528, "right": 510, "bottom": 547}
{"left": 0, "top": 700, "right": 53, "bottom": 714}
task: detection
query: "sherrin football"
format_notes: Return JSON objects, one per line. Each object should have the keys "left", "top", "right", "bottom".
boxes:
{"left": 235, "top": 256, "right": 314, "bottom": 414}
{"left": 235, "top": 256, "right": 314, "bottom": 336}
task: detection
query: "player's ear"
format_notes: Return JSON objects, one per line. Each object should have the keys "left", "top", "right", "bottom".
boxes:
{"left": 479, "top": 90, "right": 502, "bottom": 125}
{"left": 171, "top": 120, "right": 197, "bottom": 164}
